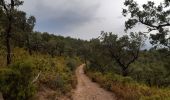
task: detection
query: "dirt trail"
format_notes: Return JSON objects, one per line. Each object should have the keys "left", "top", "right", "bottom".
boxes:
{"left": 72, "top": 64, "right": 116, "bottom": 100}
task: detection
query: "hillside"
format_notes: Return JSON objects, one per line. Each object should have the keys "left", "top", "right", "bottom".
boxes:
{"left": 0, "top": 0, "right": 170, "bottom": 100}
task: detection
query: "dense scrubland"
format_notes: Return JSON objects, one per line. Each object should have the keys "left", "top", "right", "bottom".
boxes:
{"left": 0, "top": 46, "right": 82, "bottom": 100}
{"left": 0, "top": 0, "right": 170, "bottom": 100}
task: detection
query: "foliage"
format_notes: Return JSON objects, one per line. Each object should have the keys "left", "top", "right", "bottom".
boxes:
{"left": 66, "top": 57, "right": 77, "bottom": 71}
{"left": 0, "top": 0, "right": 170, "bottom": 99}
{"left": 86, "top": 69, "right": 170, "bottom": 100}
{"left": 0, "top": 61, "right": 36, "bottom": 100}
{"left": 0, "top": 0, "right": 29, "bottom": 65}
{"left": 123, "top": 0, "right": 170, "bottom": 47}
{"left": 23, "top": 54, "right": 80, "bottom": 98}
{"left": 86, "top": 37, "right": 170, "bottom": 99}
{"left": 0, "top": 46, "right": 82, "bottom": 99}
{"left": 100, "top": 31, "right": 146, "bottom": 76}
{"left": 129, "top": 50, "right": 170, "bottom": 87}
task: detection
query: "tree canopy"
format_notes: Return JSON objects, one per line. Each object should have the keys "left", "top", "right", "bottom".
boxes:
{"left": 123, "top": 0, "right": 170, "bottom": 48}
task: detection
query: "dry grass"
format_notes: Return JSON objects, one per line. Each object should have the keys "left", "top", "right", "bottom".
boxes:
{"left": 0, "top": 48, "right": 81, "bottom": 100}
{"left": 86, "top": 71, "right": 170, "bottom": 100}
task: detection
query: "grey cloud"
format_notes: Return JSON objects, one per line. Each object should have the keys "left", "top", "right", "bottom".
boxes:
{"left": 24, "top": 0, "right": 101, "bottom": 33}
{"left": 21, "top": 0, "right": 162, "bottom": 41}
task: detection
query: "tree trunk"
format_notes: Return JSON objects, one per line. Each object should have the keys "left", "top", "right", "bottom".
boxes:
{"left": 122, "top": 67, "right": 128, "bottom": 76}
{"left": 6, "top": 17, "right": 12, "bottom": 66}
{"left": 6, "top": 33, "right": 11, "bottom": 66}
{"left": 27, "top": 34, "right": 32, "bottom": 55}
{"left": 84, "top": 56, "right": 87, "bottom": 68}
{"left": 59, "top": 51, "right": 62, "bottom": 56}
{"left": 28, "top": 46, "right": 32, "bottom": 55}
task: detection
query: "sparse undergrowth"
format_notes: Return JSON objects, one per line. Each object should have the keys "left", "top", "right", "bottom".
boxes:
{"left": 86, "top": 70, "right": 170, "bottom": 100}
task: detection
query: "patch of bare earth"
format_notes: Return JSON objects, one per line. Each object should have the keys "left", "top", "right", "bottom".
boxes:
{"left": 34, "top": 85, "right": 70, "bottom": 100}
{"left": 72, "top": 64, "right": 116, "bottom": 100}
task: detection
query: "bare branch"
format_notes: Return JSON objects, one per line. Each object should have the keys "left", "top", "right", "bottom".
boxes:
{"left": 32, "top": 71, "right": 41, "bottom": 84}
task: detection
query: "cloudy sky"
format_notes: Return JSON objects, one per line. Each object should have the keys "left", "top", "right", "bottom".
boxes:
{"left": 20, "top": 0, "right": 162, "bottom": 40}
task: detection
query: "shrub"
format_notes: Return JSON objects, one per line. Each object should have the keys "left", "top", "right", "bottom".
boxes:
{"left": 86, "top": 70, "right": 170, "bottom": 100}
{"left": 0, "top": 61, "right": 36, "bottom": 100}
{"left": 66, "top": 58, "right": 76, "bottom": 71}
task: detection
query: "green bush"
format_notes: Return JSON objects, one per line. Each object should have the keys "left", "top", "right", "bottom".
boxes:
{"left": 0, "top": 61, "right": 36, "bottom": 100}
{"left": 66, "top": 58, "right": 76, "bottom": 71}
{"left": 38, "top": 56, "right": 80, "bottom": 96}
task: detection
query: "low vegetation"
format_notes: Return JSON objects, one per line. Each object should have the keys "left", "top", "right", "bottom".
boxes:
{"left": 86, "top": 69, "right": 170, "bottom": 100}
{"left": 0, "top": 48, "right": 81, "bottom": 100}
{"left": 0, "top": 61, "right": 36, "bottom": 100}
{"left": 83, "top": 32, "right": 170, "bottom": 100}
{"left": 0, "top": 0, "right": 170, "bottom": 100}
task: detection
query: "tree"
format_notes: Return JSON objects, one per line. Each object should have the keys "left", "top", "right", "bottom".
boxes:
{"left": 12, "top": 12, "right": 36, "bottom": 55}
{"left": 0, "top": 7, "right": 5, "bottom": 33}
{"left": 0, "top": 7, "right": 5, "bottom": 48}
{"left": 123, "top": 0, "right": 170, "bottom": 48}
{"left": 0, "top": 0, "right": 24, "bottom": 65}
{"left": 101, "top": 31, "right": 145, "bottom": 76}
{"left": 30, "top": 32, "right": 42, "bottom": 53}
{"left": 56, "top": 40, "right": 65, "bottom": 56}
{"left": 88, "top": 38, "right": 113, "bottom": 73}
{"left": 41, "top": 32, "right": 51, "bottom": 42}
{"left": 25, "top": 16, "right": 36, "bottom": 55}
{"left": 12, "top": 11, "right": 27, "bottom": 47}
{"left": 47, "top": 39, "right": 58, "bottom": 57}
{"left": 79, "top": 42, "right": 90, "bottom": 66}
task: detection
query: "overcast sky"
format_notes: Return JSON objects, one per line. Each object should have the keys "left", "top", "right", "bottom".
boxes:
{"left": 20, "top": 0, "right": 162, "bottom": 40}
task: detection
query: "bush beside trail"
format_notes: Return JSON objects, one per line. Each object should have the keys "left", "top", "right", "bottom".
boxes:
{"left": 0, "top": 48, "right": 81, "bottom": 100}
{"left": 86, "top": 70, "right": 170, "bottom": 100}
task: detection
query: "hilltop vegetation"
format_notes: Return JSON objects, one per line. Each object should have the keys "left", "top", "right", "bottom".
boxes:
{"left": 84, "top": 0, "right": 170, "bottom": 99}
{"left": 0, "top": 0, "right": 84, "bottom": 99}
{"left": 85, "top": 39, "right": 170, "bottom": 99}
{"left": 0, "top": 0, "right": 170, "bottom": 100}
